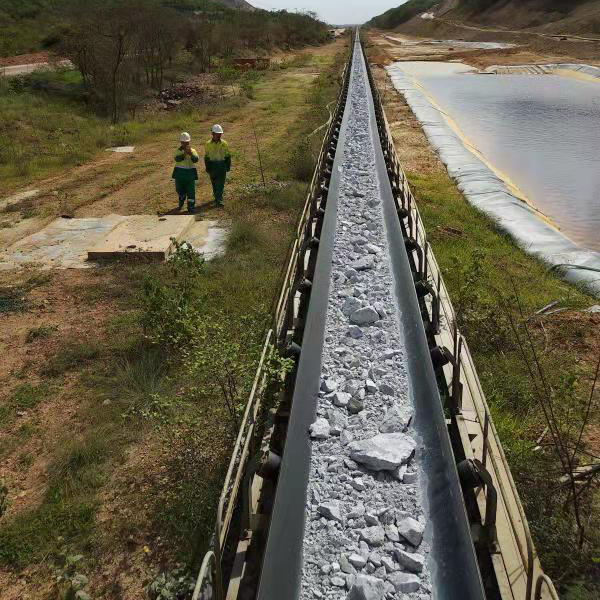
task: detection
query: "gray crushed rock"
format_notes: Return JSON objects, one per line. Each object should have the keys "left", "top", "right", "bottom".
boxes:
{"left": 301, "top": 43, "right": 431, "bottom": 600}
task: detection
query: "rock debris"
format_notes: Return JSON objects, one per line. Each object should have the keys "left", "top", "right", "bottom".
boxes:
{"left": 300, "top": 45, "right": 431, "bottom": 600}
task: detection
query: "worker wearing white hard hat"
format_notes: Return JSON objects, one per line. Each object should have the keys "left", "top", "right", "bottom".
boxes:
{"left": 204, "top": 124, "right": 231, "bottom": 207}
{"left": 172, "top": 131, "right": 199, "bottom": 213}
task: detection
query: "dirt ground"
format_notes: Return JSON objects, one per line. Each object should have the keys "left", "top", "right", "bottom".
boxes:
{"left": 0, "top": 38, "right": 345, "bottom": 599}
{"left": 0, "top": 52, "right": 52, "bottom": 67}
{"left": 368, "top": 25, "right": 600, "bottom": 69}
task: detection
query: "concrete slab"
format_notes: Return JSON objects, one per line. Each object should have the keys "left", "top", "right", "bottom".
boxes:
{"left": 0, "top": 215, "right": 127, "bottom": 269}
{"left": 106, "top": 146, "right": 135, "bottom": 153}
{"left": 0, "top": 215, "right": 227, "bottom": 269}
{"left": 87, "top": 215, "right": 195, "bottom": 261}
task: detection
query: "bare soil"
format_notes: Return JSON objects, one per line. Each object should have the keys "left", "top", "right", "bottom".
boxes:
{"left": 0, "top": 52, "right": 51, "bottom": 67}
{"left": 369, "top": 20, "right": 600, "bottom": 69}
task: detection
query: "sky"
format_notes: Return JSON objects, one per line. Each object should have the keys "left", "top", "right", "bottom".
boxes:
{"left": 251, "top": 1, "right": 406, "bottom": 25}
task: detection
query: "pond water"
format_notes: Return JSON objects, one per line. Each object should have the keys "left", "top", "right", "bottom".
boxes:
{"left": 396, "top": 62, "right": 600, "bottom": 252}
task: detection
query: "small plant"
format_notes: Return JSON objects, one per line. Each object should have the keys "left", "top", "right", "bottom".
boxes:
{"left": 26, "top": 324, "right": 57, "bottom": 343}
{"left": 288, "top": 138, "right": 315, "bottom": 182}
{"left": 140, "top": 241, "right": 205, "bottom": 350}
{"left": 53, "top": 552, "right": 91, "bottom": 600}
{"left": 148, "top": 566, "right": 195, "bottom": 600}
{"left": 0, "top": 479, "right": 8, "bottom": 519}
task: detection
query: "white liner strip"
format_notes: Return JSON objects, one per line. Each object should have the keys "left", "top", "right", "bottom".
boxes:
{"left": 386, "top": 63, "right": 600, "bottom": 297}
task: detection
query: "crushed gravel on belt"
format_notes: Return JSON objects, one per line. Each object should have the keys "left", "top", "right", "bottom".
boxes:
{"left": 299, "top": 43, "right": 432, "bottom": 600}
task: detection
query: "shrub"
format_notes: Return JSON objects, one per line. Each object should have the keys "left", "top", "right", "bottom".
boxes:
{"left": 140, "top": 241, "right": 205, "bottom": 350}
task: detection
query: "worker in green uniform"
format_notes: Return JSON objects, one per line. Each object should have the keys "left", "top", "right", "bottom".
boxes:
{"left": 172, "top": 132, "right": 199, "bottom": 213}
{"left": 204, "top": 124, "right": 231, "bottom": 207}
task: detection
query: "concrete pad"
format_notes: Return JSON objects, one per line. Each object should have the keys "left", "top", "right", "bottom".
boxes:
{"left": 0, "top": 215, "right": 226, "bottom": 269}
{"left": 87, "top": 215, "right": 195, "bottom": 261}
{"left": 106, "top": 146, "right": 135, "bottom": 153}
{"left": 0, "top": 215, "right": 127, "bottom": 270}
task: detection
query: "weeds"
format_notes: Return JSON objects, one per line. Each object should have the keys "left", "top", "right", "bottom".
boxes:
{"left": 0, "top": 383, "right": 49, "bottom": 425}
{"left": 140, "top": 241, "right": 205, "bottom": 350}
{"left": 26, "top": 324, "right": 57, "bottom": 343}
{"left": 42, "top": 341, "right": 101, "bottom": 377}
{"left": 0, "top": 480, "right": 7, "bottom": 518}
{"left": 0, "top": 431, "right": 115, "bottom": 568}
{"left": 289, "top": 138, "right": 316, "bottom": 182}
{"left": 227, "top": 221, "right": 261, "bottom": 253}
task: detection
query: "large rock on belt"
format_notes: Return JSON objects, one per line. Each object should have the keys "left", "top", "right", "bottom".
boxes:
{"left": 396, "top": 516, "right": 425, "bottom": 547}
{"left": 359, "top": 525, "right": 385, "bottom": 547}
{"left": 379, "top": 404, "right": 413, "bottom": 433}
{"left": 346, "top": 574, "right": 387, "bottom": 600}
{"left": 349, "top": 433, "right": 415, "bottom": 471}
{"left": 394, "top": 549, "right": 425, "bottom": 573}
{"left": 387, "top": 572, "right": 420, "bottom": 593}
{"left": 350, "top": 306, "right": 379, "bottom": 325}
{"left": 318, "top": 500, "right": 342, "bottom": 522}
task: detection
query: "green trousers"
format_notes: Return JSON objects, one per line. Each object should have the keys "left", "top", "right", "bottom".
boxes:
{"left": 207, "top": 161, "right": 228, "bottom": 205}
{"left": 173, "top": 169, "right": 197, "bottom": 210}
{"left": 210, "top": 174, "right": 226, "bottom": 205}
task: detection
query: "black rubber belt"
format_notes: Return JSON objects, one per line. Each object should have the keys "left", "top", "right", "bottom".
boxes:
{"left": 257, "top": 38, "right": 486, "bottom": 600}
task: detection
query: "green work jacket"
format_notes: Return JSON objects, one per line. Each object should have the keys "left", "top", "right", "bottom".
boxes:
{"left": 172, "top": 147, "right": 199, "bottom": 181}
{"left": 204, "top": 139, "right": 231, "bottom": 177}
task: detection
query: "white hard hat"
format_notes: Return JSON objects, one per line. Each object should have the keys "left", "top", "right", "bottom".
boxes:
{"left": 212, "top": 124, "right": 224, "bottom": 134}
{"left": 180, "top": 132, "right": 191, "bottom": 142}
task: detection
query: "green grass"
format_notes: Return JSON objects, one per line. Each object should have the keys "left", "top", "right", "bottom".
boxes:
{"left": 41, "top": 341, "right": 102, "bottom": 377}
{"left": 0, "top": 273, "right": 52, "bottom": 314}
{"left": 405, "top": 168, "right": 599, "bottom": 589}
{"left": 0, "top": 432, "right": 113, "bottom": 568}
{"left": 25, "top": 324, "right": 57, "bottom": 343}
{"left": 0, "top": 383, "right": 49, "bottom": 426}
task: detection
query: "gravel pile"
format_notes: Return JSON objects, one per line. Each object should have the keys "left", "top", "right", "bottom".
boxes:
{"left": 299, "top": 45, "right": 432, "bottom": 600}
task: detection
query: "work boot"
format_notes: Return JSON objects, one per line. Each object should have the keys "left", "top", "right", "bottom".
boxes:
{"left": 187, "top": 205, "right": 195, "bottom": 215}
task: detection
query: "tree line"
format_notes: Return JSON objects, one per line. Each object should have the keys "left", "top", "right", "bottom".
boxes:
{"left": 56, "top": 0, "right": 329, "bottom": 122}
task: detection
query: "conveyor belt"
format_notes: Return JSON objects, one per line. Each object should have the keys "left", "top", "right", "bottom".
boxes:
{"left": 256, "top": 34, "right": 486, "bottom": 600}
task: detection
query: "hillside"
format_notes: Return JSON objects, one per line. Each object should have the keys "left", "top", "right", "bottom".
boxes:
{"left": 368, "top": 0, "right": 600, "bottom": 34}
{"left": 0, "top": 0, "right": 256, "bottom": 57}
{"left": 218, "top": 0, "right": 255, "bottom": 9}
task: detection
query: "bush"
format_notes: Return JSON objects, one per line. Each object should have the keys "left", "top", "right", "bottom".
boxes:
{"left": 288, "top": 138, "right": 315, "bottom": 182}
{"left": 140, "top": 241, "right": 205, "bottom": 350}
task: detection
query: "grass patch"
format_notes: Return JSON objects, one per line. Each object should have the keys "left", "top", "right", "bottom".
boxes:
{"left": 0, "top": 272, "right": 53, "bottom": 314}
{"left": 41, "top": 341, "right": 102, "bottom": 377}
{"left": 226, "top": 220, "right": 262, "bottom": 253}
{"left": 0, "top": 383, "right": 49, "bottom": 425}
{"left": 25, "top": 324, "right": 57, "bottom": 343}
{"left": 0, "top": 431, "right": 114, "bottom": 568}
